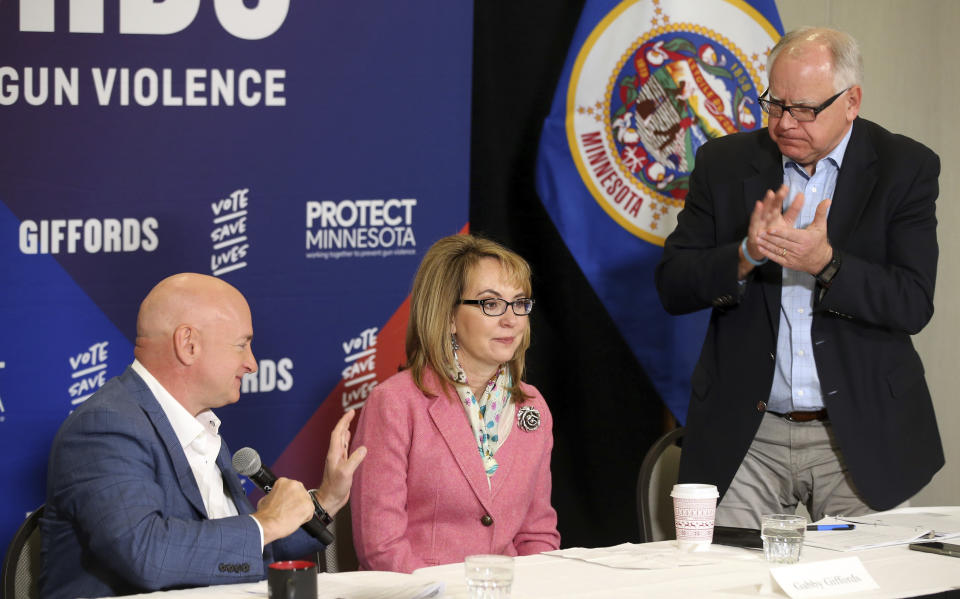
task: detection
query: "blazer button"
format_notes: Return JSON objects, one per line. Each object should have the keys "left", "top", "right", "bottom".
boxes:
{"left": 481, "top": 514, "right": 494, "bottom": 527}
{"left": 756, "top": 401, "right": 766, "bottom": 413}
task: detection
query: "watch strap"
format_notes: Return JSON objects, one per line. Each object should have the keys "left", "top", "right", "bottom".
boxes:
{"left": 308, "top": 489, "right": 334, "bottom": 525}
{"left": 815, "top": 248, "right": 842, "bottom": 287}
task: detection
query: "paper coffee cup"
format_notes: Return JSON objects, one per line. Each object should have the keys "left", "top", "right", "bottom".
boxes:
{"left": 670, "top": 483, "right": 719, "bottom": 550}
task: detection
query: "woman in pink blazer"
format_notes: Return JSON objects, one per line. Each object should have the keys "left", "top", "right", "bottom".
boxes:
{"left": 350, "top": 234, "right": 560, "bottom": 572}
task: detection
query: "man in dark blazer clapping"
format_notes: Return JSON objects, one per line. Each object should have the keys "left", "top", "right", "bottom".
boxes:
{"left": 655, "top": 27, "right": 943, "bottom": 528}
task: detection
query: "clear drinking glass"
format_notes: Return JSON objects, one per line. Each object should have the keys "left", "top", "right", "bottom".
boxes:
{"left": 464, "top": 554, "right": 514, "bottom": 599}
{"left": 760, "top": 514, "right": 807, "bottom": 564}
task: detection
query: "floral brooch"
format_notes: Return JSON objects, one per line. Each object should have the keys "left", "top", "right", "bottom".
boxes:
{"left": 517, "top": 406, "right": 540, "bottom": 432}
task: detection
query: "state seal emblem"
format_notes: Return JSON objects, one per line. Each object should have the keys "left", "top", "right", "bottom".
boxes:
{"left": 567, "top": 0, "right": 780, "bottom": 245}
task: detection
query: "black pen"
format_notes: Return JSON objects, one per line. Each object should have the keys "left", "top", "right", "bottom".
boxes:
{"left": 807, "top": 524, "right": 855, "bottom": 531}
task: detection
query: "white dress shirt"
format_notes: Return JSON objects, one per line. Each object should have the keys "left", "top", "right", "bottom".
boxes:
{"left": 129, "top": 362, "right": 266, "bottom": 548}
{"left": 131, "top": 360, "right": 240, "bottom": 518}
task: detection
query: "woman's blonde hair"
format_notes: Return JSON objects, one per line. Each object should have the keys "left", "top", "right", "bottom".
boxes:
{"left": 406, "top": 234, "right": 533, "bottom": 403}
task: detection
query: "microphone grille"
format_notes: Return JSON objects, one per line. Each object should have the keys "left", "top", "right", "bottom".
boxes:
{"left": 232, "top": 447, "right": 262, "bottom": 476}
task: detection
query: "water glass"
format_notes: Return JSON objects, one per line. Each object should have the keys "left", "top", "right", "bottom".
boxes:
{"left": 464, "top": 554, "right": 514, "bottom": 599}
{"left": 760, "top": 514, "right": 806, "bottom": 564}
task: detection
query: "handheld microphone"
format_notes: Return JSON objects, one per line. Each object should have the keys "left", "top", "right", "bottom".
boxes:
{"left": 232, "top": 447, "right": 335, "bottom": 546}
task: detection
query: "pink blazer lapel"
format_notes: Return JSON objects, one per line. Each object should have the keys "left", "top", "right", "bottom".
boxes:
{"left": 427, "top": 389, "right": 494, "bottom": 513}
{"left": 489, "top": 438, "right": 517, "bottom": 501}
{"left": 488, "top": 409, "right": 524, "bottom": 501}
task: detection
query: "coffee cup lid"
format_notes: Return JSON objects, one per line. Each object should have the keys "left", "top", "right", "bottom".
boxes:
{"left": 670, "top": 483, "right": 719, "bottom": 499}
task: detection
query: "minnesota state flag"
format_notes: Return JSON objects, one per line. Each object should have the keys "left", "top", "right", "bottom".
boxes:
{"left": 536, "top": 0, "right": 783, "bottom": 423}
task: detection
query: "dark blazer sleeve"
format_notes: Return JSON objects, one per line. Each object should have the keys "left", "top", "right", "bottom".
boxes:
{"left": 654, "top": 140, "right": 742, "bottom": 314}
{"left": 815, "top": 125, "right": 940, "bottom": 334}
{"left": 655, "top": 131, "right": 783, "bottom": 315}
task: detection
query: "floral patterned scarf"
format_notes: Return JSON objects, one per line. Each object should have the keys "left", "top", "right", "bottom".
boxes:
{"left": 450, "top": 354, "right": 511, "bottom": 477}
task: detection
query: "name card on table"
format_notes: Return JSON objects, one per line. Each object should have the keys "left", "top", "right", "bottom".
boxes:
{"left": 770, "top": 557, "right": 879, "bottom": 598}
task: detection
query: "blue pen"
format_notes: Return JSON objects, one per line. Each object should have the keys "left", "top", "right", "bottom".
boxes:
{"left": 807, "top": 524, "right": 855, "bottom": 531}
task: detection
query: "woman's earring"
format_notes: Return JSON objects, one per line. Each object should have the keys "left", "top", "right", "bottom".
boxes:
{"left": 450, "top": 334, "right": 460, "bottom": 351}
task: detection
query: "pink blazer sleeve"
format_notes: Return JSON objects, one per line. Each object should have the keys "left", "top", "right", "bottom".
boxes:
{"left": 512, "top": 388, "right": 560, "bottom": 555}
{"left": 350, "top": 376, "right": 427, "bottom": 573}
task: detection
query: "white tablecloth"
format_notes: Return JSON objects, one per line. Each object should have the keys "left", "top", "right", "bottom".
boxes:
{"left": 111, "top": 507, "right": 960, "bottom": 599}
{"left": 415, "top": 540, "right": 960, "bottom": 598}
{"left": 414, "top": 506, "right": 960, "bottom": 598}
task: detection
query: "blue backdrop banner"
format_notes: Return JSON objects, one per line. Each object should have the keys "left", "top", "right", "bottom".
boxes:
{"left": 0, "top": 1, "right": 472, "bottom": 554}
{"left": 535, "top": 0, "right": 783, "bottom": 423}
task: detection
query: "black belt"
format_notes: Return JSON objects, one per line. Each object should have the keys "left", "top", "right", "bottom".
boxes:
{"left": 769, "top": 409, "right": 828, "bottom": 423}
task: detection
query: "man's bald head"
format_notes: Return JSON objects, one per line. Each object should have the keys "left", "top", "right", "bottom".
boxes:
{"left": 136, "top": 273, "right": 245, "bottom": 347}
{"left": 134, "top": 273, "right": 257, "bottom": 415}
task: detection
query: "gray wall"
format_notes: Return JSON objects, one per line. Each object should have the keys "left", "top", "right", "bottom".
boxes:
{"left": 777, "top": 0, "right": 959, "bottom": 505}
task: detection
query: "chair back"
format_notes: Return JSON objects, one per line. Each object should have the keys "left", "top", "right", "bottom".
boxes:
{"left": 2, "top": 505, "right": 45, "bottom": 599}
{"left": 319, "top": 502, "right": 358, "bottom": 573}
{"left": 636, "top": 428, "right": 684, "bottom": 542}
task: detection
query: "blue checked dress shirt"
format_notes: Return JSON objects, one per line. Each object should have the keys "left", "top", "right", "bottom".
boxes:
{"left": 767, "top": 127, "right": 852, "bottom": 413}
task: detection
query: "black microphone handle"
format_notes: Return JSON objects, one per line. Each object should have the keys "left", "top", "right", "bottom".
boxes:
{"left": 248, "top": 463, "right": 278, "bottom": 493}
{"left": 302, "top": 514, "right": 335, "bottom": 545}
{"left": 245, "top": 463, "right": 335, "bottom": 546}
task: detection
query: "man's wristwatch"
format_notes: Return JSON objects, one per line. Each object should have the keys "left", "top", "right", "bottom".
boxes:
{"left": 308, "top": 489, "right": 334, "bottom": 525}
{"left": 815, "top": 248, "right": 842, "bottom": 288}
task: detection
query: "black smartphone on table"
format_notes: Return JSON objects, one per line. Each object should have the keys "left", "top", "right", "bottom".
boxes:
{"left": 908, "top": 541, "right": 960, "bottom": 558}
{"left": 712, "top": 526, "right": 762, "bottom": 549}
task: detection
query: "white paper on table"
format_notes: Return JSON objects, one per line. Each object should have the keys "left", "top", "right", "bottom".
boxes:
{"left": 544, "top": 542, "right": 755, "bottom": 569}
{"left": 800, "top": 513, "right": 939, "bottom": 552}
{"left": 93, "top": 573, "right": 444, "bottom": 599}
{"left": 131, "top": 583, "right": 264, "bottom": 599}
{"left": 837, "top": 511, "right": 960, "bottom": 539}
{"left": 314, "top": 571, "right": 444, "bottom": 599}
{"left": 804, "top": 523, "right": 932, "bottom": 551}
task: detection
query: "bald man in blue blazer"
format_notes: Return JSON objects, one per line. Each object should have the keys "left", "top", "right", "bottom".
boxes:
{"left": 41, "top": 274, "right": 366, "bottom": 599}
